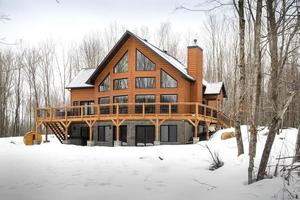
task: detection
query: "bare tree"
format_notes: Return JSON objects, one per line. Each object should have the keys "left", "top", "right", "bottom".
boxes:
{"left": 23, "top": 48, "right": 41, "bottom": 129}
{"left": 257, "top": 0, "right": 299, "bottom": 180}
{"left": 0, "top": 51, "right": 14, "bottom": 137}
{"left": 80, "top": 33, "right": 105, "bottom": 68}
{"left": 248, "top": 0, "right": 263, "bottom": 184}
{"left": 233, "top": 0, "right": 246, "bottom": 156}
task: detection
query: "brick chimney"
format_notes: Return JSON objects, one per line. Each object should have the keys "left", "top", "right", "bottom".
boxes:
{"left": 187, "top": 45, "right": 203, "bottom": 103}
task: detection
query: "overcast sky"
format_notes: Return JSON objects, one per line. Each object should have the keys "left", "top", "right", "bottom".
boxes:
{"left": 0, "top": 0, "right": 219, "bottom": 46}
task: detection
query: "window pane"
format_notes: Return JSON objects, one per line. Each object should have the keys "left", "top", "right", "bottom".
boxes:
{"left": 98, "top": 97, "right": 110, "bottom": 114}
{"left": 161, "top": 126, "right": 169, "bottom": 142}
{"left": 98, "top": 126, "right": 106, "bottom": 141}
{"left": 80, "top": 101, "right": 95, "bottom": 115}
{"left": 160, "top": 95, "right": 178, "bottom": 113}
{"left": 136, "top": 50, "right": 155, "bottom": 71}
{"left": 169, "top": 125, "right": 177, "bottom": 142}
{"left": 114, "top": 52, "right": 128, "bottom": 73}
{"left": 135, "top": 95, "right": 155, "bottom": 113}
{"left": 136, "top": 77, "right": 155, "bottom": 88}
{"left": 161, "top": 94, "right": 177, "bottom": 102}
{"left": 113, "top": 78, "right": 128, "bottom": 90}
{"left": 113, "top": 95, "right": 128, "bottom": 114}
{"left": 161, "top": 70, "right": 177, "bottom": 88}
{"left": 99, "top": 74, "right": 110, "bottom": 92}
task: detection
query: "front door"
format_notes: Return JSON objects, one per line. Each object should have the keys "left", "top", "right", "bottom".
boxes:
{"left": 136, "top": 125, "right": 155, "bottom": 146}
{"left": 80, "top": 126, "right": 89, "bottom": 146}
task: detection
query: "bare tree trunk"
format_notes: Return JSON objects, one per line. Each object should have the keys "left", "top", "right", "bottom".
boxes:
{"left": 294, "top": 123, "right": 300, "bottom": 162}
{"left": 234, "top": 0, "right": 246, "bottom": 156}
{"left": 248, "top": 0, "right": 262, "bottom": 184}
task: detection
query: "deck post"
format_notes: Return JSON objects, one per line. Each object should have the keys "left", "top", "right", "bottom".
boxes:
{"left": 205, "top": 122, "right": 210, "bottom": 140}
{"left": 193, "top": 120, "right": 199, "bottom": 144}
{"left": 154, "top": 118, "right": 160, "bottom": 145}
{"left": 85, "top": 120, "right": 96, "bottom": 146}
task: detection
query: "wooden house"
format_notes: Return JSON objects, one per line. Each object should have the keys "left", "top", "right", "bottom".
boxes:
{"left": 35, "top": 31, "right": 232, "bottom": 146}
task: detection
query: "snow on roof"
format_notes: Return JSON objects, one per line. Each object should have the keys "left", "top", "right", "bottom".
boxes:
{"left": 203, "top": 81, "right": 223, "bottom": 95}
{"left": 66, "top": 68, "right": 96, "bottom": 89}
{"left": 133, "top": 33, "right": 195, "bottom": 81}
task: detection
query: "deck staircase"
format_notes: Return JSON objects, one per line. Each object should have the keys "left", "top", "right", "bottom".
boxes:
{"left": 217, "top": 112, "right": 235, "bottom": 128}
{"left": 43, "top": 122, "right": 66, "bottom": 144}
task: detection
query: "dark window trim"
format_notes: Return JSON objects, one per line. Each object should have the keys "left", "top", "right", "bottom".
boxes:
{"left": 135, "top": 94, "right": 156, "bottom": 113}
{"left": 98, "top": 96, "right": 110, "bottom": 114}
{"left": 160, "top": 125, "right": 177, "bottom": 142}
{"left": 98, "top": 73, "right": 110, "bottom": 92}
{"left": 79, "top": 101, "right": 95, "bottom": 115}
{"left": 113, "top": 51, "right": 128, "bottom": 74}
{"left": 135, "top": 77, "right": 156, "bottom": 89}
{"left": 135, "top": 94, "right": 156, "bottom": 100}
{"left": 160, "top": 94, "right": 178, "bottom": 113}
{"left": 135, "top": 49, "right": 156, "bottom": 71}
{"left": 113, "top": 95, "right": 129, "bottom": 102}
{"left": 160, "top": 94, "right": 178, "bottom": 102}
{"left": 160, "top": 69, "right": 178, "bottom": 88}
{"left": 98, "top": 96, "right": 110, "bottom": 104}
{"left": 97, "top": 126, "right": 110, "bottom": 142}
{"left": 113, "top": 78, "right": 128, "bottom": 90}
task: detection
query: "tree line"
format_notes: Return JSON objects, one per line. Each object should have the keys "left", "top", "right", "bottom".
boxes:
{"left": 0, "top": 1, "right": 299, "bottom": 183}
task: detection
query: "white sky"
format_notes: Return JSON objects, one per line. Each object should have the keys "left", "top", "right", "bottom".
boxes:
{"left": 0, "top": 0, "right": 218, "bottom": 46}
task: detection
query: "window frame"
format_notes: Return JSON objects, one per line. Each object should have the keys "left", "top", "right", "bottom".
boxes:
{"left": 113, "top": 78, "right": 128, "bottom": 90}
{"left": 135, "top": 77, "right": 156, "bottom": 89}
{"left": 113, "top": 95, "right": 128, "bottom": 114}
{"left": 160, "top": 94, "right": 178, "bottom": 113}
{"left": 113, "top": 51, "right": 128, "bottom": 74}
{"left": 80, "top": 100, "right": 95, "bottom": 115}
{"left": 160, "top": 125, "right": 177, "bottom": 142}
{"left": 97, "top": 126, "right": 110, "bottom": 142}
{"left": 98, "top": 73, "right": 110, "bottom": 92}
{"left": 160, "top": 69, "right": 178, "bottom": 88}
{"left": 135, "top": 94, "right": 156, "bottom": 114}
{"left": 136, "top": 49, "right": 156, "bottom": 71}
{"left": 98, "top": 96, "right": 110, "bottom": 114}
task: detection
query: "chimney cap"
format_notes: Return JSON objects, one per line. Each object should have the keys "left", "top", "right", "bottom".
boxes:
{"left": 193, "top": 39, "right": 197, "bottom": 45}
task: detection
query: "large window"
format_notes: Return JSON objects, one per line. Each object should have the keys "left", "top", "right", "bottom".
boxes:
{"left": 135, "top": 95, "right": 155, "bottom": 113}
{"left": 114, "top": 52, "right": 128, "bottom": 73}
{"left": 98, "top": 97, "right": 110, "bottom": 114}
{"left": 135, "top": 77, "right": 155, "bottom": 88}
{"left": 161, "top": 125, "right": 177, "bottom": 142}
{"left": 160, "top": 94, "right": 178, "bottom": 113}
{"left": 98, "top": 126, "right": 110, "bottom": 142}
{"left": 80, "top": 101, "right": 95, "bottom": 115}
{"left": 113, "top": 78, "right": 128, "bottom": 90}
{"left": 113, "top": 95, "right": 128, "bottom": 114}
{"left": 136, "top": 50, "right": 155, "bottom": 71}
{"left": 99, "top": 74, "right": 110, "bottom": 92}
{"left": 161, "top": 70, "right": 178, "bottom": 88}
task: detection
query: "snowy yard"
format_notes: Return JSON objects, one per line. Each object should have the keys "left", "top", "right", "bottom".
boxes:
{"left": 0, "top": 126, "right": 299, "bottom": 200}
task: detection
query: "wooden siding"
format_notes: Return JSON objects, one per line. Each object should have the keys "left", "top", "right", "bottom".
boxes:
{"left": 71, "top": 36, "right": 192, "bottom": 111}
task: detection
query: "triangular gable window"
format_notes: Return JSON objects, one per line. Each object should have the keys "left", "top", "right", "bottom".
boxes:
{"left": 136, "top": 50, "right": 155, "bottom": 71}
{"left": 161, "top": 69, "right": 177, "bottom": 88}
{"left": 114, "top": 52, "right": 128, "bottom": 73}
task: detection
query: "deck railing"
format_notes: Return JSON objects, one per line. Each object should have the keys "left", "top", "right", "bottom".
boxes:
{"left": 36, "top": 102, "right": 232, "bottom": 126}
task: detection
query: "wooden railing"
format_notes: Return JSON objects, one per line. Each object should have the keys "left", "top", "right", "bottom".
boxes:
{"left": 36, "top": 102, "right": 233, "bottom": 127}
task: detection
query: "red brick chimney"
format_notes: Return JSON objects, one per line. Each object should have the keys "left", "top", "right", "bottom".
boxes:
{"left": 187, "top": 44, "right": 203, "bottom": 103}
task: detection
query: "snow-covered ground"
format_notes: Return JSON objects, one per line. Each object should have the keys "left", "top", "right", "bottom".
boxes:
{"left": 0, "top": 126, "right": 299, "bottom": 200}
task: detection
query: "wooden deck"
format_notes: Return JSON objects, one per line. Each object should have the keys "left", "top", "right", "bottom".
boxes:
{"left": 35, "top": 102, "right": 234, "bottom": 144}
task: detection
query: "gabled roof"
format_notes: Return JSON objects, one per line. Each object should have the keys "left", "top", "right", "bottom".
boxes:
{"left": 203, "top": 80, "right": 227, "bottom": 98}
{"left": 86, "top": 30, "right": 194, "bottom": 84}
{"left": 65, "top": 68, "right": 95, "bottom": 89}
